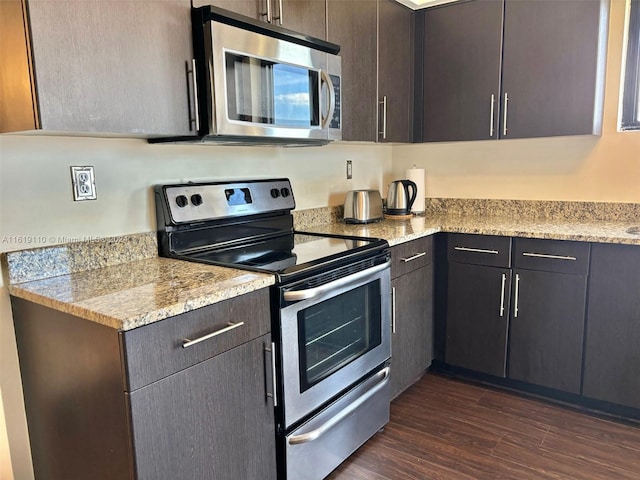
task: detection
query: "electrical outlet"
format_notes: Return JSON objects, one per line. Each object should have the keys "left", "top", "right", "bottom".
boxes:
{"left": 346, "top": 160, "right": 353, "bottom": 179}
{"left": 70, "top": 166, "right": 97, "bottom": 201}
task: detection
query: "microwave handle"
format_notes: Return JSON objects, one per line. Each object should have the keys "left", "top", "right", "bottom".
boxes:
{"left": 320, "top": 70, "right": 336, "bottom": 130}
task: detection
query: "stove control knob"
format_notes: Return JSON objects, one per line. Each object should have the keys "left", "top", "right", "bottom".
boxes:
{"left": 270, "top": 188, "right": 280, "bottom": 198}
{"left": 175, "top": 195, "right": 189, "bottom": 208}
{"left": 280, "top": 187, "right": 290, "bottom": 198}
{"left": 190, "top": 194, "right": 203, "bottom": 206}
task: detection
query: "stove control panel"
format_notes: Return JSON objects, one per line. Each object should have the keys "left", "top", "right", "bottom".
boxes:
{"left": 160, "top": 179, "right": 296, "bottom": 224}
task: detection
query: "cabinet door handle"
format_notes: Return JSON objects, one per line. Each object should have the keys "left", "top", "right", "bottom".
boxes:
{"left": 188, "top": 59, "right": 200, "bottom": 132}
{"left": 264, "top": 342, "right": 278, "bottom": 407}
{"left": 514, "top": 273, "right": 520, "bottom": 318}
{"left": 489, "top": 93, "right": 495, "bottom": 137}
{"left": 391, "top": 287, "right": 396, "bottom": 334}
{"left": 401, "top": 251, "right": 426, "bottom": 262}
{"left": 502, "top": 92, "right": 509, "bottom": 136}
{"left": 379, "top": 95, "right": 387, "bottom": 140}
{"left": 273, "top": 0, "right": 283, "bottom": 25}
{"left": 262, "top": 0, "right": 272, "bottom": 22}
{"left": 522, "top": 252, "right": 577, "bottom": 261}
{"left": 182, "top": 322, "right": 244, "bottom": 348}
{"left": 499, "top": 273, "right": 506, "bottom": 317}
{"left": 453, "top": 246, "right": 499, "bottom": 255}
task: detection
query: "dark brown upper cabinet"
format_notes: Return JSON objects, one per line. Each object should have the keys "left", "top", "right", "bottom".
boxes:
{"left": 205, "top": 0, "right": 327, "bottom": 39}
{"left": 418, "top": 0, "right": 608, "bottom": 142}
{"left": 328, "top": 0, "right": 414, "bottom": 143}
{"left": 1, "top": 0, "right": 195, "bottom": 136}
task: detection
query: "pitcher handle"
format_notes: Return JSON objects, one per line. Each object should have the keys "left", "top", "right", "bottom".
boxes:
{"left": 403, "top": 180, "right": 418, "bottom": 211}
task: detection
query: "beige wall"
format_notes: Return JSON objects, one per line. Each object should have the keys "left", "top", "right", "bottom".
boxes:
{"left": 391, "top": 0, "right": 640, "bottom": 203}
{"left": 0, "top": 139, "right": 390, "bottom": 480}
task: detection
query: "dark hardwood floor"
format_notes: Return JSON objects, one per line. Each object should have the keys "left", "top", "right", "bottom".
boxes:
{"left": 327, "top": 373, "right": 640, "bottom": 480}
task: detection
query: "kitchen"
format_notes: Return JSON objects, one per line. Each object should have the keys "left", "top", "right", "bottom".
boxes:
{"left": 1, "top": 0, "right": 639, "bottom": 479}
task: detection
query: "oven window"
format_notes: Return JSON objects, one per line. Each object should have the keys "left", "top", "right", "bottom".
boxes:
{"left": 297, "top": 281, "right": 382, "bottom": 393}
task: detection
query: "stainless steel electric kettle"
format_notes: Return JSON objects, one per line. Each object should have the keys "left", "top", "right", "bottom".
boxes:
{"left": 386, "top": 179, "right": 417, "bottom": 215}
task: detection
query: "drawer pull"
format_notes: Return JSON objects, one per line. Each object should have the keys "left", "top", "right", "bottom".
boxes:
{"left": 182, "top": 322, "right": 245, "bottom": 348}
{"left": 514, "top": 274, "right": 520, "bottom": 318}
{"left": 522, "top": 252, "right": 577, "bottom": 261}
{"left": 454, "top": 246, "right": 499, "bottom": 255}
{"left": 401, "top": 252, "right": 426, "bottom": 262}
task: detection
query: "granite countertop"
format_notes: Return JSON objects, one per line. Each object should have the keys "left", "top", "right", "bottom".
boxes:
{"left": 7, "top": 256, "right": 274, "bottom": 331}
{"left": 301, "top": 214, "right": 640, "bottom": 247}
{"left": 5, "top": 205, "right": 639, "bottom": 332}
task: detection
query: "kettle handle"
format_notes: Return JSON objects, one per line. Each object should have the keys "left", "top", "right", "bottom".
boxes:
{"left": 402, "top": 180, "right": 418, "bottom": 211}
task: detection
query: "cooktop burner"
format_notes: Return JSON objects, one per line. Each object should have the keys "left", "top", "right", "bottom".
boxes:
{"left": 155, "top": 179, "right": 389, "bottom": 282}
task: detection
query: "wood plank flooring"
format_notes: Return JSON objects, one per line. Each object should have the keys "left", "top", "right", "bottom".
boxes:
{"left": 327, "top": 373, "right": 640, "bottom": 480}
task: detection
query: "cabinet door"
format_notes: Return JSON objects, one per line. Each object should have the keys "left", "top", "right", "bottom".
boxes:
{"left": 378, "top": 0, "right": 412, "bottom": 143}
{"left": 128, "top": 335, "right": 277, "bottom": 480}
{"left": 207, "top": 0, "right": 264, "bottom": 18}
{"left": 501, "top": 0, "right": 604, "bottom": 138}
{"left": 280, "top": 0, "right": 326, "bottom": 39}
{"left": 327, "top": 0, "right": 377, "bottom": 141}
{"left": 421, "top": 0, "right": 503, "bottom": 142}
{"left": 390, "top": 265, "right": 433, "bottom": 398}
{"left": 508, "top": 269, "right": 586, "bottom": 394}
{"left": 445, "top": 263, "right": 511, "bottom": 377}
{"left": 27, "top": 0, "right": 194, "bottom": 135}
{"left": 583, "top": 244, "right": 640, "bottom": 409}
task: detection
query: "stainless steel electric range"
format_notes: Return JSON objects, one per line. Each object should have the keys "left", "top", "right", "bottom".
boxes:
{"left": 154, "top": 179, "right": 392, "bottom": 480}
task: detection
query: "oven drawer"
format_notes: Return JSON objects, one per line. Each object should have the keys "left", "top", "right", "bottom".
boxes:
{"left": 447, "top": 234, "right": 512, "bottom": 268}
{"left": 391, "top": 236, "right": 433, "bottom": 279}
{"left": 121, "top": 288, "right": 270, "bottom": 391}
{"left": 285, "top": 366, "right": 390, "bottom": 480}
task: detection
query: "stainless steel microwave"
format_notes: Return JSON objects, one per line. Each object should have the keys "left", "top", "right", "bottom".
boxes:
{"left": 191, "top": 6, "right": 342, "bottom": 146}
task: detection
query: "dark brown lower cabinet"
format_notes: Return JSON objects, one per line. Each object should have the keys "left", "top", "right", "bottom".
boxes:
{"left": 11, "top": 288, "right": 276, "bottom": 480}
{"left": 582, "top": 243, "right": 640, "bottom": 409}
{"left": 445, "top": 263, "right": 511, "bottom": 378}
{"left": 507, "top": 269, "right": 587, "bottom": 394}
{"left": 128, "top": 334, "right": 276, "bottom": 480}
{"left": 390, "top": 265, "right": 433, "bottom": 398}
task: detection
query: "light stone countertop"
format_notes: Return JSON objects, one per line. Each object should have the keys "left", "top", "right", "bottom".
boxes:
{"left": 301, "top": 214, "right": 640, "bottom": 246}
{"left": 8, "top": 257, "right": 274, "bottom": 331}
{"left": 5, "top": 209, "right": 639, "bottom": 331}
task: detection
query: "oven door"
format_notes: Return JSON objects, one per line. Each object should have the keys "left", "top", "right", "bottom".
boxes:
{"left": 279, "top": 260, "right": 391, "bottom": 428}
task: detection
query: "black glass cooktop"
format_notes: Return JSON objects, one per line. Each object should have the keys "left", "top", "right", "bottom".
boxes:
{"left": 183, "top": 231, "right": 387, "bottom": 280}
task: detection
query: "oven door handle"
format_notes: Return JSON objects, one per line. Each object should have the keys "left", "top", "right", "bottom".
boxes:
{"left": 283, "top": 261, "right": 390, "bottom": 302}
{"left": 287, "top": 366, "right": 390, "bottom": 445}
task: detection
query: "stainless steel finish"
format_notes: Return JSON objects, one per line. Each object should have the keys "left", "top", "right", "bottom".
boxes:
{"left": 265, "top": 343, "right": 278, "bottom": 407}
{"left": 379, "top": 95, "right": 387, "bottom": 140}
{"left": 188, "top": 59, "right": 200, "bottom": 132}
{"left": 499, "top": 273, "right": 507, "bottom": 317}
{"left": 285, "top": 365, "right": 390, "bottom": 480}
{"left": 182, "top": 322, "right": 244, "bottom": 348}
{"left": 163, "top": 179, "right": 295, "bottom": 225}
{"left": 453, "top": 246, "right": 499, "bottom": 255}
{"left": 202, "top": 20, "right": 342, "bottom": 141}
{"left": 401, "top": 252, "right": 426, "bottom": 263}
{"left": 283, "top": 261, "right": 390, "bottom": 302}
{"left": 489, "top": 93, "right": 495, "bottom": 137}
{"left": 386, "top": 179, "right": 417, "bottom": 215}
{"left": 280, "top": 263, "right": 391, "bottom": 428}
{"left": 343, "top": 190, "right": 384, "bottom": 224}
{"left": 391, "top": 287, "right": 396, "bottom": 334}
{"left": 503, "top": 92, "right": 509, "bottom": 136}
{"left": 262, "top": 0, "right": 272, "bottom": 23}
{"left": 514, "top": 273, "right": 520, "bottom": 318}
{"left": 320, "top": 69, "right": 336, "bottom": 130}
{"left": 288, "top": 367, "right": 390, "bottom": 445}
{"left": 522, "top": 252, "right": 577, "bottom": 261}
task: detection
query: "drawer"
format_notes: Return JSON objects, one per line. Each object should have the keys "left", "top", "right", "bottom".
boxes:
{"left": 447, "top": 234, "right": 511, "bottom": 268}
{"left": 513, "top": 238, "right": 590, "bottom": 275}
{"left": 121, "top": 288, "right": 271, "bottom": 391}
{"left": 391, "top": 236, "right": 433, "bottom": 279}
